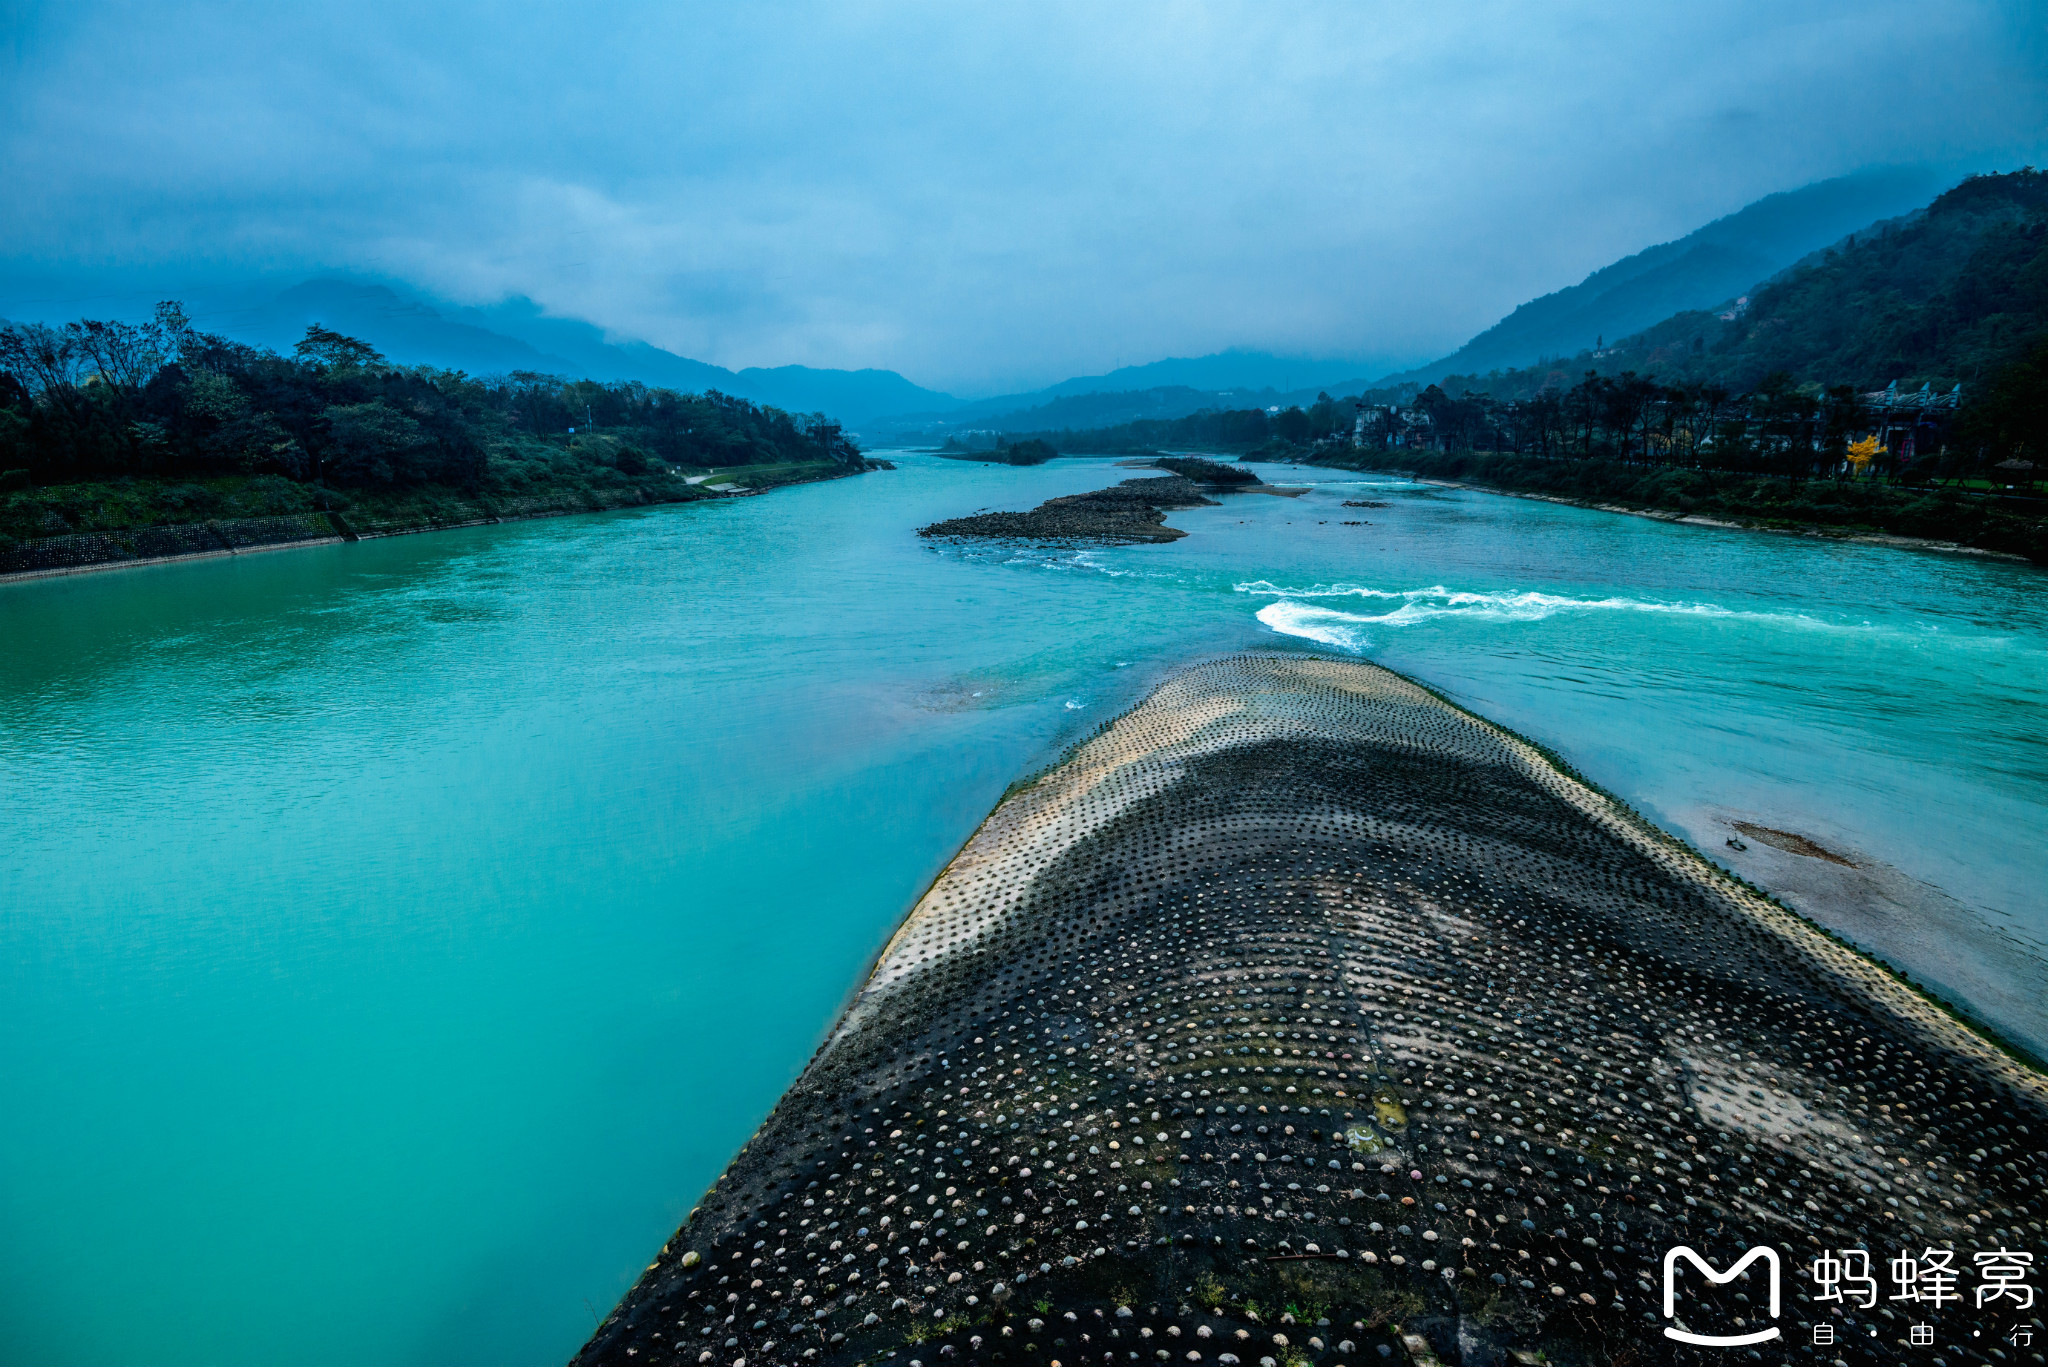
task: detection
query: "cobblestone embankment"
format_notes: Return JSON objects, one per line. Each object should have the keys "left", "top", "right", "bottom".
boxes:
{"left": 577, "top": 656, "right": 2045, "bottom": 1367}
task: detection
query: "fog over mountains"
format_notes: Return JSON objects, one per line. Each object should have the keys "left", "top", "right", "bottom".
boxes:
{"left": 929, "top": 165, "right": 1960, "bottom": 434}
{"left": 189, "top": 280, "right": 957, "bottom": 426}
{"left": 0, "top": 166, "right": 1962, "bottom": 435}
{"left": 1379, "top": 165, "right": 1947, "bottom": 387}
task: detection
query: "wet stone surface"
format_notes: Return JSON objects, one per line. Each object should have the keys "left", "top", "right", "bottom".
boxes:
{"left": 574, "top": 656, "right": 2046, "bottom": 1367}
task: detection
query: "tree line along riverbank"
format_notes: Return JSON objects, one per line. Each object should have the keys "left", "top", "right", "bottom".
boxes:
{"left": 0, "top": 459, "right": 874, "bottom": 579}
{"left": 967, "top": 171, "right": 2048, "bottom": 560}
{"left": 0, "top": 306, "right": 873, "bottom": 577}
{"left": 1296, "top": 446, "right": 2047, "bottom": 562}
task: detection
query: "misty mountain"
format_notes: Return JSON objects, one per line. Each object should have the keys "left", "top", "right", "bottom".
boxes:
{"left": 1447, "top": 168, "right": 2048, "bottom": 399}
{"left": 862, "top": 385, "right": 1287, "bottom": 442}
{"left": 1028, "top": 350, "right": 1404, "bottom": 400}
{"left": 731, "top": 365, "right": 963, "bottom": 424}
{"left": 1384, "top": 166, "right": 1949, "bottom": 386}
{"left": 441, "top": 292, "right": 738, "bottom": 392}
{"left": 857, "top": 352, "right": 1409, "bottom": 441}
{"left": 4, "top": 165, "right": 1956, "bottom": 443}
{"left": 245, "top": 287, "right": 1393, "bottom": 433}
{"left": 208, "top": 279, "right": 583, "bottom": 375}
{"left": 444, "top": 297, "right": 954, "bottom": 419}
{"left": 168, "top": 279, "right": 962, "bottom": 426}
{"left": 862, "top": 171, "right": 1955, "bottom": 439}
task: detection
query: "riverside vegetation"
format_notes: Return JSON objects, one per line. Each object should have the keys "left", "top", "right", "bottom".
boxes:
{"left": 1300, "top": 446, "right": 2048, "bottom": 561}
{"left": 984, "top": 172, "right": 2048, "bottom": 561}
{"left": 0, "top": 307, "right": 869, "bottom": 575}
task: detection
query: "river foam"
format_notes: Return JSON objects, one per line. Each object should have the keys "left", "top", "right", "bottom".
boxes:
{"left": 1238, "top": 579, "right": 1848, "bottom": 650}
{"left": 1254, "top": 599, "right": 1379, "bottom": 650}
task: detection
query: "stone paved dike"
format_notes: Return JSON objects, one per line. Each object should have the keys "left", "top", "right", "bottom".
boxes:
{"left": 575, "top": 657, "right": 2046, "bottom": 1367}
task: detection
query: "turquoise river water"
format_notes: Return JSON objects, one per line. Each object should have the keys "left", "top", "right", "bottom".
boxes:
{"left": 3, "top": 454, "right": 2044, "bottom": 1367}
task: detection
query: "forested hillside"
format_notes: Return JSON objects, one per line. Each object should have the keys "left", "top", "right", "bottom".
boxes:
{"left": 1441, "top": 171, "right": 2048, "bottom": 405}
{"left": 1034, "top": 173, "right": 2047, "bottom": 466}
{"left": 1387, "top": 166, "right": 1943, "bottom": 384}
{"left": 0, "top": 305, "right": 858, "bottom": 489}
{"left": 0, "top": 304, "right": 868, "bottom": 570}
{"left": 980, "top": 176, "right": 2048, "bottom": 559}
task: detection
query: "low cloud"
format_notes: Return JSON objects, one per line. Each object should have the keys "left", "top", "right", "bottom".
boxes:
{"left": 2, "top": 1, "right": 2042, "bottom": 393}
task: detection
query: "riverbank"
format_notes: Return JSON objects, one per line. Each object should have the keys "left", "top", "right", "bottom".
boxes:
{"left": 577, "top": 654, "right": 2044, "bottom": 1367}
{"left": 1295, "top": 448, "right": 2048, "bottom": 563}
{"left": 0, "top": 459, "right": 866, "bottom": 582}
{"left": 1402, "top": 478, "right": 2037, "bottom": 563}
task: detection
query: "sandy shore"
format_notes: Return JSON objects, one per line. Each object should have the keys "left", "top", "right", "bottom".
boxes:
{"left": 576, "top": 656, "right": 2045, "bottom": 1367}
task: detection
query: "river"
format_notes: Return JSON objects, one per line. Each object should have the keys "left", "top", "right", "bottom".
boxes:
{"left": 2, "top": 453, "right": 2042, "bottom": 1367}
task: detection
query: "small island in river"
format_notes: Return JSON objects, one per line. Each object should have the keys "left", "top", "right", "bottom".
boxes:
{"left": 574, "top": 655, "right": 2044, "bottom": 1367}
{"left": 918, "top": 459, "right": 1270, "bottom": 544}
{"left": 919, "top": 474, "right": 1218, "bottom": 543}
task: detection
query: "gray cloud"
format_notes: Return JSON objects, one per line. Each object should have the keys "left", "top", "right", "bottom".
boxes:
{"left": 2, "top": 0, "right": 2043, "bottom": 394}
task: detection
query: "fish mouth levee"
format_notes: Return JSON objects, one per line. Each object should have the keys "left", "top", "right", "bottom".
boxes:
{"left": 577, "top": 655, "right": 2047, "bottom": 1367}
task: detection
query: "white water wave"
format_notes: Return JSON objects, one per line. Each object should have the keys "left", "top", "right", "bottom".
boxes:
{"left": 1246, "top": 584, "right": 2045, "bottom": 662}
{"left": 1256, "top": 601, "right": 1379, "bottom": 652}
{"left": 1234, "top": 581, "right": 1837, "bottom": 630}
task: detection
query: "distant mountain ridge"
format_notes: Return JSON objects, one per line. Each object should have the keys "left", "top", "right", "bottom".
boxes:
{"left": 863, "top": 385, "right": 1289, "bottom": 442}
{"left": 0, "top": 273, "right": 1397, "bottom": 435}
{"left": 1446, "top": 168, "right": 2048, "bottom": 399}
{"left": 1027, "top": 350, "right": 1403, "bottom": 401}
{"left": 187, "top": 286, "right": 1394, "bottom": 431}
{"left": 857, "top": 350, "right": 1402, "bottom": 437}
{"left": 862, "top": 170, "right": 1959, "bottom": 438}
{"left": 138, "top": 279, "right": 963, "bottom": 426}
{"left": 0, "top": 168, "right": 1964, "bottom": 439}
{"left": 234, "top": 280, "right": 584, "bottom": 375}
{"left": 1382, "top": 166, "right": 1949, "bottom": 387}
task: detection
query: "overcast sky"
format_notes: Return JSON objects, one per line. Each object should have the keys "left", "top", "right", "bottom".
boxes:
{"left": 2, "top": 1, "right": 2043, "bottom": 394}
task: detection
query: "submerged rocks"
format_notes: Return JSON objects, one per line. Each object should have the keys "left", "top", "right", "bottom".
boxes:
{"left": 918, "top": 476, "right": 1216, "bottom": 543}
{"left": 574, "top": 656, "right": 2046, "bottom": 1367}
